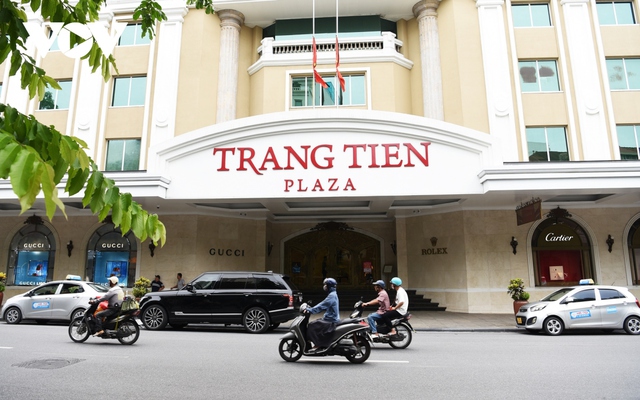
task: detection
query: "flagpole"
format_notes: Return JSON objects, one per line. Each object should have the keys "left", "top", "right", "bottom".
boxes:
{"left": 335, "top": 0, "right": 338, "bottom": 108}
{"left": 312, "top": 0, "right": 316, "bottom": 109}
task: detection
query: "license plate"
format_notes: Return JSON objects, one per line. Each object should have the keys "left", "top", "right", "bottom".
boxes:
{"left": 516, "top": 316, "right": 524, "bottom": 325}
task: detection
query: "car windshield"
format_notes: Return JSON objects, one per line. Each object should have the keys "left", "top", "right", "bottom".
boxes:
{"left": 541, "top": 288, "right": 573, "bottom": 301}
{"left": 86, "top": 283, "right": 109, "bottom": 293}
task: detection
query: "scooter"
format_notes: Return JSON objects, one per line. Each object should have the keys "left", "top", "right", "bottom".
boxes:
{"left": 278, "top": 303, "right": 372, "bottom": 363}
{"left": 68, "top": 296, "right": 141, "bottom": 345}
{"left": 350, "top": 299, "right": 414, "bottom": 349}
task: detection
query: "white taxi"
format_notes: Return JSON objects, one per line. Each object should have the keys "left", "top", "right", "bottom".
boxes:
{"left": 515, "top": 280, "right": 640, "bottom": 335}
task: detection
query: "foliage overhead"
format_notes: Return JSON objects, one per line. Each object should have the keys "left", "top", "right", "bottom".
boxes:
{"left": 0, "top": 0, "right": 215, "bottom": 246}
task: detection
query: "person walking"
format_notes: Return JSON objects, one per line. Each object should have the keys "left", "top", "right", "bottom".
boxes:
{"left": 171, "top": 273, "right": 185, "bottom": 290}
{"left": 151, "top": 275, "right": 165, "bottom": 292}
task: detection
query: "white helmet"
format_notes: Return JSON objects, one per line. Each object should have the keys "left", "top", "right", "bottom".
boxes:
{"left": 108, "top": 276, "right": 119, "bottom": 285}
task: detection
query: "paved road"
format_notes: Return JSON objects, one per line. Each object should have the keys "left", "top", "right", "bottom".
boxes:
{"left": 1, "top": 321, "right": 639, "bottom": 399}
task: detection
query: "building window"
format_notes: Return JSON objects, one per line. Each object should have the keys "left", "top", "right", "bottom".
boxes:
{"left": 512, "top": 4, "right": 552, "bottom": 27}
{"left": 617, "top": 125, "right": 640, "bottom": 159}
{"left": 112, "top": 76, "right": 146, "bottom": 106}
{"left": 607, "top": 58, "right": 640, "bottom": 90}
{"left": 526, "top": 127, "right": 569, "bottom": 161}
{"left": 105, "top": 139, "right": 141, "bottom": 171}
{"left": 38, "top": 80, "right": 72, "bottom": 110}
{"left": 519, "top": 60, "right": 560, "bottom": 92}
{"left": 596, "top": 2, "right": 636, "bottom": 25}
{"left": 291, "top": 74, "right": 366, "bottom": 107}
{"left": 118, "top": 23, "right": 151, "bottom": 46}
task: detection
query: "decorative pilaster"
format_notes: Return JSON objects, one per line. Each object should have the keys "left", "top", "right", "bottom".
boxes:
{"left": 560, "top": 0, "right": 609, "bottom": 160}
{"left": 475, "top": 0, "right": 518, "bottom": 162}
{"left": 413, "top": 0, "right": 444, "bottom": 121}
{"left": 216, "top": 10, "right": 244, "bottom": 124}
{"left": 149, "top": 4, "right": 188, "bottom": 147}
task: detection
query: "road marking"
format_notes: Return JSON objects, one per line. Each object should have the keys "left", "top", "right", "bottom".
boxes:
{"left": 0, "top": 347, "right": 13, "bottom": 349}
{"left": 300, "top": 358, "right": 409, "bottom": 363}
{"left": 368, "top": 360, "right": 409, "bottom": 363}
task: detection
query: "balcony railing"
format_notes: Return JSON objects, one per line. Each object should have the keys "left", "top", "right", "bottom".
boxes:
{"left": 248, "top": 32, "right": 413, "bottom": 74}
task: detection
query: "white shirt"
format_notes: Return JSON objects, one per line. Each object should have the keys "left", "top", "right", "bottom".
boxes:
{"left": 394, "top": 287, "right": 409, "bottom": 315}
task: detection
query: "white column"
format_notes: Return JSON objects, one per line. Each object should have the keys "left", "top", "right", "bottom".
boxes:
{"left": 149, "top": 3, "right": 188, "bottom": 146}
{"left": 74, "top": 11, "right": 114, "bottom": 152}
{"left": 413, "top": 0, "right": 444, "bottom": 121}
{"left": 476, "top": 0, "right": 518, "bottom": 162}
{"left": 216, "top": 10, "right": 244, "bottom": 124}
{"left": 561, "top": 0, "right": 609, "bottom": 160}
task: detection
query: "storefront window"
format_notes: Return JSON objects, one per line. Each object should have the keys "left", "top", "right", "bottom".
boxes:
{"left": 6, "top": 219, "right": 56, "bottom": 286}
{"left": 627, "top": 218, "right": 640, "bottom": 285}
{"left": 86, "top": 223, "right": 137, "bottom": 287}
{"left": 531, "top": 217, "right": 594, "bottom": 287}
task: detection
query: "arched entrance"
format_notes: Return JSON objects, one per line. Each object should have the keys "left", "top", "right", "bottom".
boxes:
{"left": 284, "top": 223, "right": 380, "bottom": 291}
{"left": 531, "top": 210, "right": 594, "bottom": 287}
{"left": 85, "top": 223, "right": 138, "bottom": 287}
{"left": 6, "top": 216, "right": 57, "bottom": 286}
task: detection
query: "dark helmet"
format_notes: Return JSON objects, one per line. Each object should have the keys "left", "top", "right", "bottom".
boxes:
{"left": 323, "top": 278, "right": 337, "bottom": 288}
{"left": 373, "top": 279, "right": 385, "bottom": 289}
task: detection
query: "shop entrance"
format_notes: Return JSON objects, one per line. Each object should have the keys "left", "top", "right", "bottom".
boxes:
{"left": 284, "top": 227, "right": 380, "bottom": 291}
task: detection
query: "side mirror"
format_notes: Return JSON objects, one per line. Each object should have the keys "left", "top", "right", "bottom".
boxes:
{"left": 561, "top": 296, "right": 575, "bottom": 304}
{"left": 185, "top": 284, "right": 196, "bottom": 293}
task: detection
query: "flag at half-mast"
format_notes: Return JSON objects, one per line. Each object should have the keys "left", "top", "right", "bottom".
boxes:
{"left": 313, "top": 37, "right": 328, "bottom": 88}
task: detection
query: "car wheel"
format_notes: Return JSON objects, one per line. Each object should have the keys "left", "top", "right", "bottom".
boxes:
{"left": 389, "top": 323, "right": 412, "bottom": 349}
{"left": 142, "top": 304, "right": 168, "bottom": 330}
{"left": 71, "top": 308, "right": 85, "bottom": 321}
{"left": 4, "top": 307, "right": 22, "bottom": 324}
{"left": 623, "top": 316, "right": 640, "bottom": 335}
{"left": 117, "top": 321, "right": 141, "bottom": 345}
{"left": 278, "top": 338, "right": 302, "bottom": 362}
{"left": 543, "top": 316, "right": 564, "bottom": 336}
{"left": 243, "top": 307, "right": 270, "bottom": 334}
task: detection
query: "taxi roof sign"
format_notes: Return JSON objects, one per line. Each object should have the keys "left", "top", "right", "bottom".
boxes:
{"left": 65, "top": 274, "right": 82, "bottom": 281}
{"left": 579, "top": 279, "right": 595, "bottom": 285}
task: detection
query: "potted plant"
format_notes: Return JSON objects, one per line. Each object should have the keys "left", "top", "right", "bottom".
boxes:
{"left": 507, "top": 278, "right": 530, "bottom": 314}
{"left": 0, "top": 271, "right": 6, "bottom": 306}
{"left": 133, "top": 276, "right": 151, "bottom": 300}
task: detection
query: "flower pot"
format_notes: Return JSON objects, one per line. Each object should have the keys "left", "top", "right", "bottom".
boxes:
{"left": 513, "top": 300, "right": 528, "bottom": 314}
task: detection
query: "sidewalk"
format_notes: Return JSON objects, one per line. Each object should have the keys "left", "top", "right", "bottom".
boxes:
{"left": 341, "top": 311, "right": 519, "bottom": 332}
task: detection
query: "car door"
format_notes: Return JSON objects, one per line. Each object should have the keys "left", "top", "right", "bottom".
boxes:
{"left": 171, "top": 273, "right": 220, "bottom": 323}
{"left": 560, "top": 288, "right": 602, "bottom": 329}
{"left": 25, "top": 283, "right": 61, "bottom": 319}
{"left": 210, "top": 274, "right": 255, "bottom": 323}
{"left": 50, "top": 283, "right": 86, "bottom": 319}
{"left": 597, "top": 288, "right": 630, "bottom": 328}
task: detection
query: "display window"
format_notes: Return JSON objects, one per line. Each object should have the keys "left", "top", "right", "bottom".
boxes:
{"left": 627, "top": 218, "right": 640, "bottom": 285}
{"left": 6, "top": 218, "right": 56, "bottom": 286}
{"left": 531, "top": 215, "right": 594, "bottom": 287}
{"left": 85, "top": 223, "right": 137, "bottom": 287}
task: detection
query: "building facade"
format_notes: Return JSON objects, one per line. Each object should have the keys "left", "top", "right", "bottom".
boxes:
{"left": 1, "top": 0, "right": 640, "bottom": 313}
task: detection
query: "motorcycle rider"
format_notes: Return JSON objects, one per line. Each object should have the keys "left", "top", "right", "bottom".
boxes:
{"left": 381, "top": 277, "right": 409, "bottom": 335}
{"left": 363, "top": 280, "right": 390, "bottom": 338}
{"left": 304, "top": 278, "right": 340, "bottom": 352}
{"left": 93, "top": 276, "right": 125, "bottom": 336}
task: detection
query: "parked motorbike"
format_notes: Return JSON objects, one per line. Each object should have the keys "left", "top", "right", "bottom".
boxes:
{"left": 351, "top": 299, "right": 414, "bottom": 349}
{"left": 68, "top": 296, "right": 141, "bottom": 345}
{"left": 278, "top": 303, "right": 372, "bottom": 363}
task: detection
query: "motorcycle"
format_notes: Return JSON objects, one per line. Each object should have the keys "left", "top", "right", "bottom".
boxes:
{"left": 350, "top": 299, "right": 414, "bottom": 349}
{"left": 278, "top": 303, "right": 372, "bottom": 363}
{"left": 68, "top": 296, "right": 141, "bottom": 345}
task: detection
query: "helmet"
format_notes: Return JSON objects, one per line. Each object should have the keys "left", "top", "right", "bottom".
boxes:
{"left": 372, "top": 280, "right": 385, "bottom": 289}
{"left": 390, "top": 277, "right": 402, "bottom": 286}
{"left": 108, "top": 276, "right": 119, "bottom": 285}
{"left": 323, "top": 278, "right": 337, "bottom": 288}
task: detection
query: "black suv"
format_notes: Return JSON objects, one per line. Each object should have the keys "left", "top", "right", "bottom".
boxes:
{"left": 139, "top": 271, "right": 302, "bottom": 333}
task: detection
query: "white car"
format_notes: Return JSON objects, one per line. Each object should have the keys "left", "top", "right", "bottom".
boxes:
{"left": 515, "top": 280, "right": 640, "bottom": 335}
{"left": 1, "top": 279, "right": 108, "bottom": 324}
